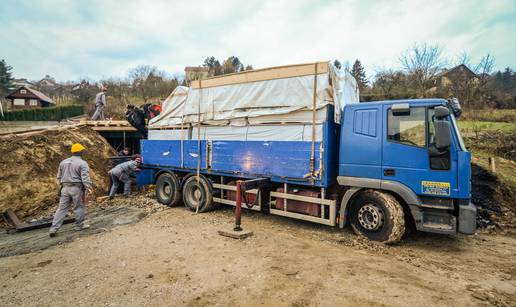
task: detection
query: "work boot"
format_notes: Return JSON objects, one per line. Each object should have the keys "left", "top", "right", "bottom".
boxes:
{"left": 49, "top": 230, "right": 57, "bottom": 237}
{"left": 74, "top": 224, "right": 90, "bottom": 231}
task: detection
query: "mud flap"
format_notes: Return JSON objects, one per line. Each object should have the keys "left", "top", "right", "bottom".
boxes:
{"left": 136, "top": 168, "right": 155, "bottom": 188}
{"left": 458, "top": 202, "right": 477, "bottom": 234}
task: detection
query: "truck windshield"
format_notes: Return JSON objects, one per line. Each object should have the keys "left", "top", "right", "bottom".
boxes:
{"left": 450, "top": 113, "right": 467, "bottom": 151}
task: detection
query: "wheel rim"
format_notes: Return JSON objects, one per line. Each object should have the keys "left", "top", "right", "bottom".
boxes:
{"left": 193, "top": 188, "right": 201, "bottom": 201}
{"left": 187, "top": 184, "right": 202, "bottom": 207}
{"left": 163, "top": 183, "right": 171, "bottom": 195}
{"left": 357, "top": 203, "right": 384, "bottom": 231}
{"left": 159, "top": 182, "right": 172, "bottom": 199}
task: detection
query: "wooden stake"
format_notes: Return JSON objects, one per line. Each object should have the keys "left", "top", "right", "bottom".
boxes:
{"left": 489, "top": 157, "right": 496, "bottom": 173}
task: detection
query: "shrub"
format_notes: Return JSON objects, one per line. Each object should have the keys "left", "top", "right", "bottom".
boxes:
{"left": 0, "top": 105, "right": 84, "bottom": 121}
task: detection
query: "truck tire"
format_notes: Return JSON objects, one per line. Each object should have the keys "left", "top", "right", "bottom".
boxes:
{"left": 348, "top": 190, "right": 405, "bottom": 244}
{"left": 182, "top": 175, "right": 214, "bottom": 212}
{"left": 155, "top": 173, "right": 182, "bottom": 207}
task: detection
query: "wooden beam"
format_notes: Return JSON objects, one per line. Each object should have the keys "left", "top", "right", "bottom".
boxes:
{"left": 191, "top": 61, "right": 329, "bottom": 89}
{"left": 90, "top": 126, "right": 137, "bottom": 131}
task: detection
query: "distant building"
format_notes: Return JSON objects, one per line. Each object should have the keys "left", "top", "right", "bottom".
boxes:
{"left": 433, "top": 64, "right": 479, "bottom": 87}
{"left": 11, "top": 78, "right": 35, "bottom": 88}
{"left": 5, "top": 86, "right": 55, "bottom": 109}
{"left": 185, "top": 66, "right": 211, "bottom": 82}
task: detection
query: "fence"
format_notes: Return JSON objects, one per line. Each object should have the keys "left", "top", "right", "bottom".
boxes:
{"left": 0, "top": 105, "right": 84, "bottom": 121}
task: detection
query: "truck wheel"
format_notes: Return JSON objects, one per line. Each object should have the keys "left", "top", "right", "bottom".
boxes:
{"left": 348, "top": 190, "right": 405, "bottom": 244}
{"left": 155, "top": 173, "right": 182, "bottom": 206}
{"left": 182, "top": 175, "right": 214, "bottom": 212}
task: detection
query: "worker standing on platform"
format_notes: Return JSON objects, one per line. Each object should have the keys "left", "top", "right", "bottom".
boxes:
{"left": 49, "top": 143, "right": 93, "bottom": 237}
{"left": 91, "top": 86, "right": 108, "bottom": 120}
{"left": 108, "top": 157, "right": 141, "bottom": 199}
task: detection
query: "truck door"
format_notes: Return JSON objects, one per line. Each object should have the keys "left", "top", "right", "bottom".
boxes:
{"left": 381, "top": 105, "right": 458, "bottom": 199}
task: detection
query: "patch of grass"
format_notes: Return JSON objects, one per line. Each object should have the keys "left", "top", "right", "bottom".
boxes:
{"left": 461, "top": 109, "right": 516, "bottom": 123}
{"left": 458, "top": 121, "right": 516, "bottom": 134}
{"left": 472, "top": 151, "right": 516, "bottom": 191}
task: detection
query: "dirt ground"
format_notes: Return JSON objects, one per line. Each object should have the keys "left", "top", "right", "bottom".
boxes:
{"left": 1, "top": 196, "right": 515, "bottom": 307}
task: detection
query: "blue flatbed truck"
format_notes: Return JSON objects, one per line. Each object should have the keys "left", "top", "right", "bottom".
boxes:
{"left": 137, "top": 97, "right": 476, "bottom": 244}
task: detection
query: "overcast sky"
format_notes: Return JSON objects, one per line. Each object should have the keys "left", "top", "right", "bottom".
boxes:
{"left": 0, "top": 0, "right": 514, "bottom": 82}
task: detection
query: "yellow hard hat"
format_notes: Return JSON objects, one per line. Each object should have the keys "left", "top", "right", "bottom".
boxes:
{"left": 71, "top": 143, "right": 86, "bottom": 153}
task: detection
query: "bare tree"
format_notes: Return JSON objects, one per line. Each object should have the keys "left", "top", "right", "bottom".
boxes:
{"left": 399, "top": 43, "right": 446, "bottom": 97}
{"left": 128, "top": 65, "right": 158, "bottom": 102}
{"left": 373, "top": 69, "right": 411, "bottom": 98}
{"left": 441, "top": 53, "right": 495, "bottom": 108}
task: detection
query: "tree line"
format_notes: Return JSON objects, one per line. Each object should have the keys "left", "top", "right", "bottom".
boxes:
{"left": 340, "top": 43, "right": 514, "bottom": 109}
{"left": 1, "top": 46, "right": 515, "bottom": 115}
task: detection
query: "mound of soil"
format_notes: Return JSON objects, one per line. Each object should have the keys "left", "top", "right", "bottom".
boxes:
{"left": 471, "top": 163, "right": 515, "bottom": 229}
{"left": 0, "top": 126, "right": 115, "bottom": 219}
{"left": 465, "top": 131, "right": 516, "bottom": 161}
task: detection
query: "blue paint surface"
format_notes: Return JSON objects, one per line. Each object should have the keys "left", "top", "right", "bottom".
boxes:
{"left": 340, "top": 99, "right": 469, "bottom": 200}
{"left": 140, "top": 139, "right": 327, "bottom": 187}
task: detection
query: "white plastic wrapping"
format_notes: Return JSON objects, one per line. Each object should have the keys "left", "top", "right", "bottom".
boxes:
{"left": 148, "top": 124, "right": 323, "bottom": 142}
{"left": 149, "top": 62, "right": 359, "bottom": 130}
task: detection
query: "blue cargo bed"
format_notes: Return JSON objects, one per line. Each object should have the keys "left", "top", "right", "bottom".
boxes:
{"left": 139, "top": 120, "right": 339, "bottom": 187}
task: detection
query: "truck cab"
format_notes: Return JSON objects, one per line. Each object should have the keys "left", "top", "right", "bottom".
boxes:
{"left": 337, "top": 99, "right": 476, "bottom": 240}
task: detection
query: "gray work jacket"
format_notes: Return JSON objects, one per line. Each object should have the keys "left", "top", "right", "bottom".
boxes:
{"left": 111, "top": 160, "right": 138, "bottom": 178}
{"left": 57, "top": 156, "right": 92, "bottom": 189}
{"left": 95, "top": 92, "right": 106, "bottom": 107}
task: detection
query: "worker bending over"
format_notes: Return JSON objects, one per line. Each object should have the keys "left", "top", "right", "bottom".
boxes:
{"left": 49, "top": 143, "right": 93, "bottom": 237}
{"left": 109, "top": 157, "right": 141, "bottom": 198}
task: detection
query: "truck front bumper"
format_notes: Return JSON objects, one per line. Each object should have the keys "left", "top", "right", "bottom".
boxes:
{"left": 410, "top": 200, "right": 477, "bottom": 235}
{"left": 458, "top": 201, "right": 477, "bottom": 234}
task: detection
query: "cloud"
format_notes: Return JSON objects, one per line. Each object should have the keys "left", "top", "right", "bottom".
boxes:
{"left": 0, "top": 0, "right": 514, "bottom": 81}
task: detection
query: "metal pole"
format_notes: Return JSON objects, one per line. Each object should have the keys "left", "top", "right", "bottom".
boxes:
{"left": 234, "top": 180, "right": 243, "bottom": 231}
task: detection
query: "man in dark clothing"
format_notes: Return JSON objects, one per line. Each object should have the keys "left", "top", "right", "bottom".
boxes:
{"left": 126, "top": 105, "right": 147, "bottom": 138}
{"left": 118, "top": 147, "right": 130, "bottom": 157}
{"left": 108, "top": 157, "right": 141, "bottom": 198}
{"left": 115, "top": 146, "right": 132, "bottom": 165}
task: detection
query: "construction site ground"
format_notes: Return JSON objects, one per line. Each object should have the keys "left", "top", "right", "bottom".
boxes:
{"left": 1, "top": 195, "right": 515, "bottom": 307}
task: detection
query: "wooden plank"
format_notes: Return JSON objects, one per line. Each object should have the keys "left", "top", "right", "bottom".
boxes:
{"left": 270, "top": 191, "right": 335, "bottom": 206}
{"left": 3, "top": 209, "right": 25, "bottom": 228}
{"left": 191, "top": 61, "right": 329, "bottom": 89}
{"left": 90, "top": 126, "right": 137, "bottom": 131}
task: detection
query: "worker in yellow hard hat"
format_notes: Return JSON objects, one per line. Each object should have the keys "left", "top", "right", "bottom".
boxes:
{"left": 70, "top": 143, "right": 85, "bottom": 153}
{"left": 49, "top": 143, "right": 93, "bottom": 237}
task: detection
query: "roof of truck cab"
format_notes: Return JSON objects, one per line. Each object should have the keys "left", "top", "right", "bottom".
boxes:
{"left": 349, "top": 98, "right": 447, "bottom": 108}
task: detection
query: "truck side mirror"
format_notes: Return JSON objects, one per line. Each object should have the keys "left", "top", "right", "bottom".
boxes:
{"left": 434, "top": 106, "right": 450, "bottom": 119}
{"left": 434, "top": 120, "right": 451, "bottom": 150}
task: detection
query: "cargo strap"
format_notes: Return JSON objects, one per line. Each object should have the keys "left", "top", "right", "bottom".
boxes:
{"left": 309, "top": 63, "right": 318, "bottom": 184}
{"left": 196, "top": 80, "right": 202, "bottom": 213}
